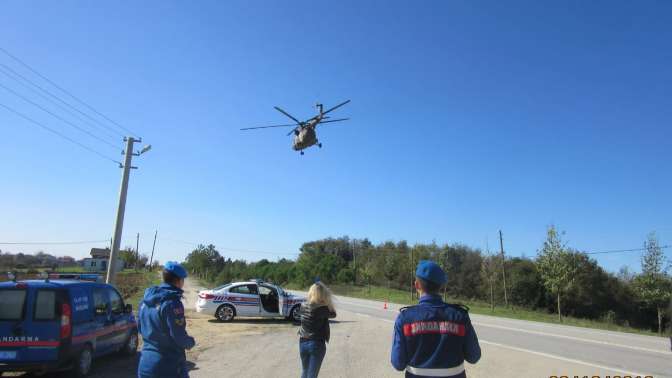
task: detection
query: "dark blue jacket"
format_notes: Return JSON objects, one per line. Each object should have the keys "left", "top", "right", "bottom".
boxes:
{"left": 137, "top": 283, "right": 195, "bottom": 378}
{"left": 391, "top": 295, "right": 481, "bottom": 378}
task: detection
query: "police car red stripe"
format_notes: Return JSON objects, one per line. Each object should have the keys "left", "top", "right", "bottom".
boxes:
{"left": 402, "top": 321, "right": 465, "bottom": 337}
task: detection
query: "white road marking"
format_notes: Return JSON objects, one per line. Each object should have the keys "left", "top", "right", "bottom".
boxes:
{"left": 472, "top": 313, "right": 666, "bottom": 343}
{"left": 479, "top": 340, "right": 652, "bottom": 377}
{"left": 355, "top": 312, "right": 373, "bottom": 319}
{"left": 473, "top": 321, "right": 669, "bottom": 355}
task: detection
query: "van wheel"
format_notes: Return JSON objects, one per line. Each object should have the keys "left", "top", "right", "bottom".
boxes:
{"left": 73, "top": 345, "right": 93, "bottom": 377}
{"left": 215, "top": 304, "right": 235, "bottom": 322}
{"left": 121, "top": 331, "right": 138, "bottom": 356}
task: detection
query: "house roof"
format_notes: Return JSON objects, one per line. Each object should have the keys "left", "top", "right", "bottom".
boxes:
{"left": 90, "top": 248, "right": 110, "bottom": 258}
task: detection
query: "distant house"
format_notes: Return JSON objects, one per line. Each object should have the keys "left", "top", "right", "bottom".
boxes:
{"left": 82, "top": 248, "right": 123, "bottom": 273}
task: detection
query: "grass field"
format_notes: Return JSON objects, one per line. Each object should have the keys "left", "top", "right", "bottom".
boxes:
{"left": 327, "top": 284, "right": 659, "bottom": 337}
{"left": 54, "top": 266, "right": 87, "bottom": 272}
{"left": 116, "top": 270, "right": 162, "bottom": 309}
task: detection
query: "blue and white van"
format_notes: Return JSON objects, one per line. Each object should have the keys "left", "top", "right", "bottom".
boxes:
{"left": 0, "top": 273, "right": 138, "bottom": 376}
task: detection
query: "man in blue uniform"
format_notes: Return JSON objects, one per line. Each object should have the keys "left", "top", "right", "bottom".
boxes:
{"left": 138, "top": 262, "right": 195, "bottom": 378}
{"left": 391, "top": 260, "right": 481, "bottom": 378}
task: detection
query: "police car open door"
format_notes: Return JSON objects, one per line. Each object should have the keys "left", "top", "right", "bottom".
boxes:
{"left": 258, "top": 285, "right": 283, "bottom": 316}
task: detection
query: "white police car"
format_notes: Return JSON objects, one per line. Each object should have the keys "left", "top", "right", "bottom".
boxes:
{"left": 196, "top": 280, "right": 305, "bottom": 322}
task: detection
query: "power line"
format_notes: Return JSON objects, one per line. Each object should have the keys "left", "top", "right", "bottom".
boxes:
{"left": 585, "top": 245, "right": 671, "bottom": 255}
{"left": 0, "top": 64, "right": 122, "bottom": 140}
{"left": 0, "top": 239, "right": 109, "bottom": 245}
{"left": 0, "top": 101, "right": 121, "bottom": 164}
{"left": 0, "top": 47, "right": 140, "bottom": 138}
{"left": 0, "top": 81, "right": 120, "bottom": 150}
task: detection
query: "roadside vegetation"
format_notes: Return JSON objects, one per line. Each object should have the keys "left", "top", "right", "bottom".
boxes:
{"left": 184, "top": 227, "right": 671, "bottom": 336}
{"left": 326, "top": 284, "right": 659, "bottom": 336}
{"left": 116, "top": 270, "right": 162, "bottom": 308}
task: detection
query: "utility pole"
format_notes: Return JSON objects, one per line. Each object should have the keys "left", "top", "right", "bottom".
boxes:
{"left": 499, "top": 230, "right": 509, "bottom": 307}
{"left": 352, "top": 239, "right": 357, "bottom": 285}
{"left": 410, "top": 248, "right": 414, "bottom": 301}
{"left": 135, "top": 232, "right": 140, "bottom": 271}
{"left": 106, "top": 137, "right": 151, "bottom": 285}
{"left": 148, "top": 230, "right": 157, "bottom": 271}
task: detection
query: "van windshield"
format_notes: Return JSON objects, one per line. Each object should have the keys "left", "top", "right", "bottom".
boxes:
{"left": 0, "top": 289, "right": 26, "bottom": 320}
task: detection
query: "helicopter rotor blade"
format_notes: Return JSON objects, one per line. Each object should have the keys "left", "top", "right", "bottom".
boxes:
{"left": 303, "top": 100, "right": 351, "bottom": 123}
{"left": 317, "top": 118, "right": 350, "bottom": 125}
{"left": 274, "top": 106, "right": 303, "bottom": 125}
{"left": 240, "top": 123, "right": 297, "bottom": 131}
{"left": 321, "top": 100, "right": 351, "bottom": 116}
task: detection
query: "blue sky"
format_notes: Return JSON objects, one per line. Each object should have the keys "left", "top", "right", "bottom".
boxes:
{"left": 0, "top": 1, "right": 670, "bottom": 273}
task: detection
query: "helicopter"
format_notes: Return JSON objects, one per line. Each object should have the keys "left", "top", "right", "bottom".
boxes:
{"left": 241, "top": 100, "right": 351, "bottom": 155}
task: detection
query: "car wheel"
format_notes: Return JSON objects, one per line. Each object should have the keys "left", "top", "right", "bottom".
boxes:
{"left": 72, "top": 345, "right": 93, "bottom": 377}
{"left": 289, "top": 305, "right": 301, "bottom": 322}
{"left": 120, "top": 331, "right": 138, "bottom": 356}
{"left": 216, "top": 304, "right": 235, "bottom": 322}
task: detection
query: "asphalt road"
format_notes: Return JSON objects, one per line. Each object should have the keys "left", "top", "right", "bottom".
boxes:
{"left": 321, "top": 293, "right": 672, "bottom": 378}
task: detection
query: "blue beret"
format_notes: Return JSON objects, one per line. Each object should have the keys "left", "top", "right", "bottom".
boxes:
{"left": 164, "top": 261, "right": 188, "bottom": 279}
{"left": 416, "top": 260, "right": 447, "bottom": 285}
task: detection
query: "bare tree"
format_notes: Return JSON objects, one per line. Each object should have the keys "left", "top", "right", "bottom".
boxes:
{"left": 481, "top": 247, "right": 499, "bottom": 312}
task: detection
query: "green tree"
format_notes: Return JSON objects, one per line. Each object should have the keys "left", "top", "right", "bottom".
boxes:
{"left": 119, "top": 247, "right": 137, "bottom": 269}
{"left": 360, "top": 258, "right": 376, "bottom": 293}
{"left": 294, "top": 245, "right": 346, "bottom": 287}
{"left": 536, "top": 226, "right": 576, "bottom": 321}
{"left": 183, "top": 244, "right": 224, "bottom": 281}
{"left": 632, "top": 232, "right": 672, "bottom": 334}
{"left": 383, "top": 250, "right": 399, "bottom": 299}
{"left": 507, "top": 257, "right": 545, "bottom": 309}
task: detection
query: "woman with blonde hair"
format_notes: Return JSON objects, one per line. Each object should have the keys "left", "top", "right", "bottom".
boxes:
{"left": 298, "top": 281, "right": 336, "bottom": 378}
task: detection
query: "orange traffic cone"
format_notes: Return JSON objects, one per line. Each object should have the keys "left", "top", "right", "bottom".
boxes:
{"left": 383, "top": 301, "right": 388, "bottom": 310}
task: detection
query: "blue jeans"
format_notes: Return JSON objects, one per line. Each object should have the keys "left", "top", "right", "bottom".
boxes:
{"left": 299, "top": 339, "right": 326, "bottom": 378}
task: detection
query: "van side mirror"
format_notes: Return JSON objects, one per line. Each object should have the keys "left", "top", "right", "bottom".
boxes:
{"left": 95, "top": 304, "right": 109, "bottom": 315}
{"left": 124, "top": 304, "right": 133, "bottom": 313}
